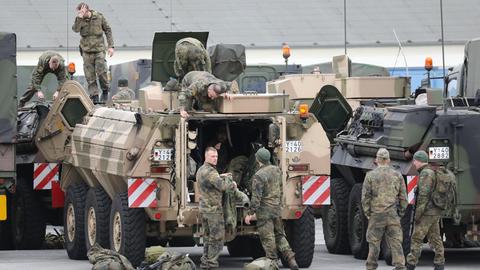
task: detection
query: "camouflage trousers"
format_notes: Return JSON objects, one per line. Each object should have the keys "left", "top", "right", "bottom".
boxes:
{"left": 174, "top": 42, "right": 210, "bottom": 79}
{"left": 257, "top": 216, "right": 293, "bottom": 260}
{"left": 366, "top": 214, "right": 405, "bottom": 270}
{"left": 82, "top": 51, "right": 109, "bottom": 96}
{"left": 201, "top": 212, "right": 225, "bottom": 269}
{"left": 406, "top": 215, "right": 444, "bottom": 266}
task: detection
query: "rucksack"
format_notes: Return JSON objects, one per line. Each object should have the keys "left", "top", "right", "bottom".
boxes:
{"left": 138, "top": 251, "right": 196, "bottom": 270}
{"left": 431, "top": 167, "right": 457, "bottom": 213}
{"left": 243, "top": 257, "right": 280, "bottom": 270}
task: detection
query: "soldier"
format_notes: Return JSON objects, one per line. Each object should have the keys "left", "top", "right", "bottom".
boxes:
{"left": 361, "top": 148, "right": 408, "bottom": 270}
{"left": 207, "top": 126, "right": 231, "bottom": 174}
{"left": 196, "top": 147, "right": 237, "bottom": 269}
{"left": 406, "top": 150, "right": 445, "bottom": 270}
{"left": 73, "top": 2, "right": 114, "bottom": 103}
{"left": 112, "top": 79, "right": 135, "bottom": 101}
{"left": 174, "top": 37, "right": 212, "bottom": 81}
{"left": 19, "top": 51, "right": 66, "bottom": 107}
{"left": 179, "top": 71, "right": 232, "bottom": 118}
{"left": 244, "top": 148, "right": 299, "bottom": 270}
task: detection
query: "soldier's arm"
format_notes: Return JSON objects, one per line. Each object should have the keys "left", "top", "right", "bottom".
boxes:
{"left": 361, "top": 174, "right": 372, "bottom": 219}
{"left": 248, "top": 175, "right": 263, "bottom": 215}
{"left": 397, "top": 173, "right": 408, "bottom": 217}
{"left": 101, "top": 15, "right": 114, "bottom": 48}
{"left": 178, "top": 87, "right": 190, "bottom": 111}
{"left": 414, "top": 170, "right": 433, "bottom": 221}
{"left": 72, "top": 17, "right": 82, "bottom": 33}
{"left": 206, "top": 169, "right": 235, "bottom": 192}
{"left": 31, "top": 58, "right": 46, "bottom": 90}
{"left": 56, "top": 65, "right": 67, "bottom": 91}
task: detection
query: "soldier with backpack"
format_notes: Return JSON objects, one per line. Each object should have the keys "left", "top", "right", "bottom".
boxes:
{"left": 406, "top": 150, "right": 456, "bottom": 270}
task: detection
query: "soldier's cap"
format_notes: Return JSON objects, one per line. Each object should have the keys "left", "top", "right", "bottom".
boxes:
{"left": 413, "top": 150, "right": 428, "bottom": 163}
{"left": 118, "top": 78, "right": 128, "bottom": 87}
{"left": 376, "top": 148, "right": 390, "bottom": 160}
{"left": 255, "top": 148, "right": 271, "bottom": 164}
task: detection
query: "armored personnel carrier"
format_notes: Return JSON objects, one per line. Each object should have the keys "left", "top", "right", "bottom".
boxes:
{"left": 34, "top": 32, "right": 329, "bottom": 267}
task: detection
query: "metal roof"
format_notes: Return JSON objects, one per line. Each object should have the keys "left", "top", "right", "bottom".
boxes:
{"left": 1, "top": 0, "right": 480, "bottom": 50}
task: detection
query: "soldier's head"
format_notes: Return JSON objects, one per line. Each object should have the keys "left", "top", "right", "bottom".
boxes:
{"left": 118, "top": 78, "right": 128, "bottom": 88}
{"left": 412, "top": 150, "right": 428, "bottom": 169}
{"left": 49, "top": 56, "right": 61, "bottom": 71}
{"left": 204, "top": 146, "right": 218, "bottom": 166}
{"left": 207, "top": 84, "right": 226, "bottom": 99}
{"left": 375, "top": 148, "right": 390, "bottom": 165}
{"left": 255, "top": 148, "right": 271, "bottom": 165}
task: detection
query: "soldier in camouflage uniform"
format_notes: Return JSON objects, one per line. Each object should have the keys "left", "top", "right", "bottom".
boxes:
{"left": 406, "top": 151, "right": 445, "bottom": 270}
{"left": 244, "top": 148, "right": 299, "bottom": 270}
{"left": 196, "top": 147, "right": 237, "bottom": 269}
{"left": 112, "top": 78, "right": 135, "bottom": 101}
{"left": 362, "top": 148, "right": 408, "bottom": 270}
{"left": 73, "top": 2, "right": 114, "bottom": 103}
{"left": 19, "top": 51, "right": 66, "bottom": 107}
{"left": 174, "top": 37, "right": 212, "bottom": 81}
{"left": 179, "top": 71, "right": 232, "bottom": 118}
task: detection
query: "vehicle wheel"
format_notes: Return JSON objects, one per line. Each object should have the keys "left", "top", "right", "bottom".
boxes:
{"left": 13, "top": 176, "right": 46, "bottom": 249}
{"left": 84, "top": 187, "right": 111, "bottom": 251}
{"left": 382, "top": 205, "right": 414, "bottom": 266}
{"left": 110, "top": 192, "right": 146, "bottom": 267}
{"left": 227, "top": 236, "right": 251, "bottom": 257}
{"left": 348, "top": 183, "right": 369, "bottom": 259}
{"left": 284, "top": 206, "right": 315, "bottom": 268}
{"left": 64, "top": 183, "right": 88, "bottom": 259}
{"left": 250, "top": 237, "right": 266, "bottom": 259}
{"left": 322, "top": 178, "right": 351, "bottom": 254}
{"left": 168, "top": 236, "right": 196, "bottom": 247}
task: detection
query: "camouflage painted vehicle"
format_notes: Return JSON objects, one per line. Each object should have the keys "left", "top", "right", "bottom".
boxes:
{"left": 34, "top": 32, "right": 327, "bottom": 267}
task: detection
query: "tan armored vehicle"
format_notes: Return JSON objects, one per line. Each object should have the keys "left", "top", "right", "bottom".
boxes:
{"left": 35, "top": 32, "right": 329, "bottom": 267}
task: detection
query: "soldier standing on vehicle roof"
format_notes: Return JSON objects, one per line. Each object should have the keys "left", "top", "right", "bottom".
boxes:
{"left": 244, "top": 148, "right": 299, "bottom": 270}
{"left": 406, "top": 150, "right": 445, "bottom": 270}
{"left": 197, "top": 147, "right": 237, "bottom": 269}
{"left": 72, "top": 2, "right": 114, "bottom": 103}
{"left": 362, "top": 148, "right": 408, "bottom": 270}
{"left": 174, "top": 37, "right": 212, "bottom": 81}
{"left": 178, "top": 71, "right": 233, "bottom": 118}
{"left": 19, "top": 51, "right": 66, "bottom": 107}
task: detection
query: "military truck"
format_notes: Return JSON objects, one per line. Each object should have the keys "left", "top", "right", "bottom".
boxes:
{"left": 34, "top": 32, "right": 328, "bottom": 267}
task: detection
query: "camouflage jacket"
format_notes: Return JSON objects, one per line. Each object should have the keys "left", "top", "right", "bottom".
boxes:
{"left": 223, "top": 182, "right": 249, "bottom": 241}
{"left": 179, "top": 71, "right": 231, "bottom": 112}
{"left": 31, "top": 51, "right": 66, "bottom": 91}
{"left": 361, "top": 164, "right": 408, "bottom": 219}
{"left": 248, "top": 163, "right": 282, "bottom": 218}
{"left": 415, "top": 164, "right": 443, "bottom": 218}
{"left": 174, "top": 37, "right": 212, "bottom": 79}
{"left": 197, "top": 162, "right": 235, "bottom": 214}
{"left": 112, "top": 87, "right": 135, "bottom": 100}
{"left": 72, "top": 10, "right": 114, "bottom": 53}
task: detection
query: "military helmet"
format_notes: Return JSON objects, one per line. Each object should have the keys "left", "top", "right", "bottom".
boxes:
{"left": 118, "top": 78, "right": 128, "bottom": 87}
{"left": 413, "top": 150, "right": 429, "bottom": 163}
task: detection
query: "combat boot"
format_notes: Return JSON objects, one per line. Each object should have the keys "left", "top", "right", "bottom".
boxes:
{"left": 433, "top": 264, "right": 444, "bottom": 270}
{"left": 406, "top": 263, "right": 415, "bottom": 270}
{"left": 101, "top": 90, "right": 109, "bottom": 102}
{"left": 90, "top": 95, "right": 99, "bottom": 104}
{"left": 282, "top": 251, "right": 299, "bottom": 270}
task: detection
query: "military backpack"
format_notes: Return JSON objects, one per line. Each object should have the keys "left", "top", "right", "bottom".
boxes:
{"left": 243, "top": 257, "right": 280, "bottom": 270}
{"left": 138, "top": 251, "right": 196, "bottom": 270}
{"left": 431, "top": 166, "right": 457, "bottom": 213}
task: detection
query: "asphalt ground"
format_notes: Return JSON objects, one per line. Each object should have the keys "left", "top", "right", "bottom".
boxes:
{"left": 0, "top": 220, "right": 479, "bottom": 269}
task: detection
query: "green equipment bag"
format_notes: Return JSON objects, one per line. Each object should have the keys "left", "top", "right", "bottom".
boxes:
{"left": 243, "top": 257, "right": 280, "bottom": 270}
{"left": 431, "top": 167, "right": 457, "bottom": 213}
{"left": 155, "top": 251, "right": 196, "bottom": 270}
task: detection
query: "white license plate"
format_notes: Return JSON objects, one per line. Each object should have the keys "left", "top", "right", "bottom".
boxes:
{"left": 153, "top": 148, "right": 173, "bottom": 161}
{"left": 428, "top": 147, "right": 449, "bottom": 160}
{"left": 286, "top": 141, "right": 303, "bottom": 153}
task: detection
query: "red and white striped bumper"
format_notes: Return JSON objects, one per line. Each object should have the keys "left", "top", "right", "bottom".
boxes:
{"left": 302, "top": 175, "right": 330, "bottom": 205}
{"left": 128, "top": 178, "right": 157, "bottom": 208}
{"left": 406, "top": 175, "right": 418, "bottom": 205}
{"left": 33, "top": 163, "right": 60, "bottom": 190}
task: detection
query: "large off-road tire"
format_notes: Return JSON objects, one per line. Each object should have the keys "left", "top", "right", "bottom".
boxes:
{"left": 64, "top": 183, "right": 88, "bottom": 259}
{"left": 284, "top": 206, "right": 315, "bottom": 268}
{"left": 168, "top": 236, "right": 196, "bottom": 247}
{"left": 322, "top": 178, "right": 351, "bottom": 254}
{"left": 109, "top": 192, "right": 146, "bottom": 267}
{"left": 348, "top": 183, "right": 369, "bottom": 259}
{"left": 227, "top": 236, "right": 251, "bottom": 257}
{"left": 382, "top": 205, "right": 414, "bottom": 266}
{"left": 13, "top": 176, "right": 46, "bottom": 249}
{"left": 84, "top": 187, "right": 111, "bottom": 251}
